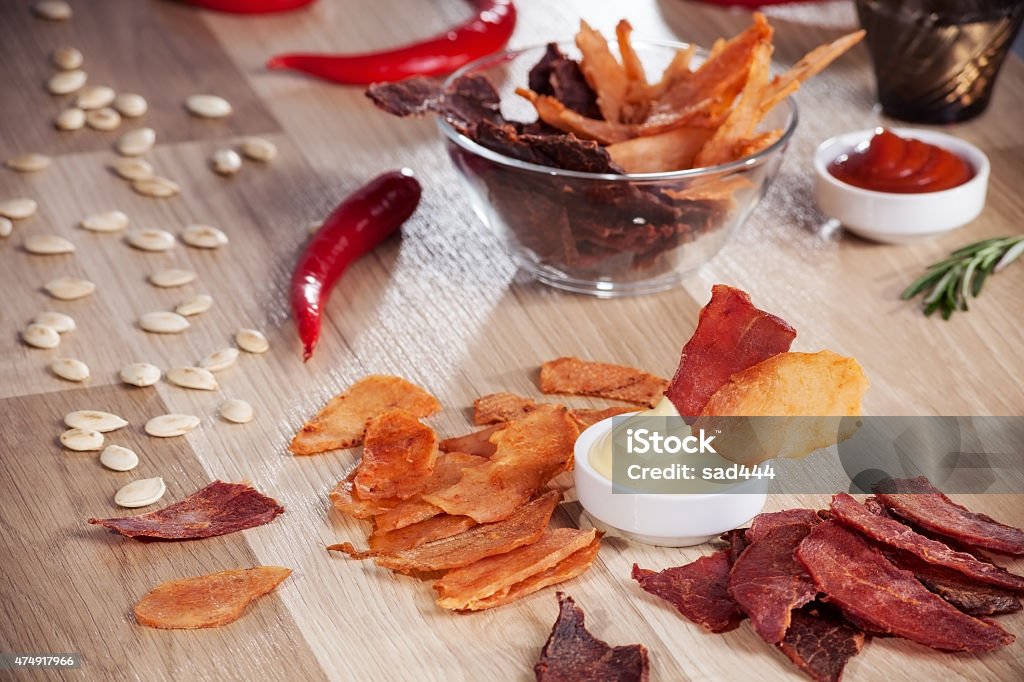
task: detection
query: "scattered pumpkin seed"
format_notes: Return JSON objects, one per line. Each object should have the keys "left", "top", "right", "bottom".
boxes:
{"left": 185, "top": 94, "right": 232, "bottom": 118}
{"left": 219, "top": 398, "right": 254, "bottom": 424}
{"left": 131, "top": 176, "right": 180, "bottom": 198}
{"left": 210, "top": 148, "right": 241, "bottom": 176}
{"left": 235, "top": 328, "right": 269, "bottom": 353}
{"left": 138, "top": 311, "right": 189, "bottom": 334}
{"left": 0, "top": 217, "right": 12, "bottom": 238}
{"left": 166, "top": 366, "right": 218, "bottom": 391}
{"left": 115, "top": 127, "right": 155, "bottom": 156}
{"left": 6, "top": 153, "right": 51, "bottom": 173}
{"left": 114, "top": 477, "right": 165, "bottom": 508}
{"left": 81, "top": 210, "right": 129, "bottom": 232}
{"left": 51, "top": 358, "right": 89, "bottom": 382}
{"left": 125, "top": 228, "right": 175, "bottom": 251}
{"left": 60, "top": 428, "right": 104, "bottom": 452}
{"left": 44, "top": 276, "right": 95, "bottom": 300}
{"left": 75, "top": 85, "right": 115, "bottom": 110}
{"left": 240, "top": 137, "right": 277, "bottom": 162}
{"left": 0, "top": 198, "right": 38, "bottom": 220}
{"left": 86, "top": 107, "right": 121, "bottom": 131}
{"left": 33, "top": 311, "right": 76, "bottom": 332}
{"left": 51, "top": 46, "right": 83, "bottom": 70}
{"left": 175, "top": 293, "right": 213, "bottom": 317}
{"left": 24, "top": 234, "right": 75, "bottom": 255}
{"left": 149, "top": 268, "right": 196, "bottom": 288}
{"left": 100, "top": 444, "right": 139, "bottom": 472}
{"left": 110, "top": 157, "right": 153, "bottom": 181}
{"left": 145, "top": 414, "right": 199, "bottom": 438}
{"left": 120, "top": 362, "right": 161, "bottom": 387}
{"left": 181, "top": 223, "right": 227, "bottom": 249}
{"left": 199, "top": 347, "right": 238, "bottom": 372}
{"left": 55, "top": 107, "right": 86, "bottom": 130}
{"left": 33, "top": 1, "right": 72, "bottom": 20}
{"left": 113, "top": 92, "right": 147, "bottom": 117}
{"left": 47, "top": 69, "right": 87, "bottom": 95}
{"left": 65, "top": 410, "right": 128, "bottom": 432}
{"left": 22, "top": 323, "right": 60, "bottom": 349}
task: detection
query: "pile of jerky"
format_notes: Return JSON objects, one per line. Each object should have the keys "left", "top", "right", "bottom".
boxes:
{"left": 367, "top": 44, "right": 727, "bottom": 276}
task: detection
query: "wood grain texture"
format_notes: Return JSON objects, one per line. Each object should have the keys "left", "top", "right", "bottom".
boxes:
{"left": 1, "top": 0, "right": 1022, "bottom": 680}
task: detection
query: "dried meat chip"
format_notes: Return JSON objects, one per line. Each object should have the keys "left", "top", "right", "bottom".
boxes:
{"left": 329, "top": 470, "right": 399, "bottom": 519}
{"left": 795, "top": 521, "right": 1015, "bottom": 652}
{"left": 134, "top": 567, "right": 290, "bottom": 629}
{"left": 569, "top": 406, "right": 636, "bottom": 430}
{"left": 665, "top": 284, "right": 795, "bottom": 418}
{"left": 423, "top": 405, "right": 579, "bottom": 523}
{"left": 534, "top": 593, "right": 649, "bottom": 682}
{"left": 439, "top": 424, "right": 503, "bottom": 457}
{"left": 290, "top": 375, "right": 441, "bottom": 455}
{"left": 368, "top": 514, "right": 478, "bottom": 554}
{"left": 366, "top": 73, "right": 502, "bottom": 135}
{"left": 777, "top": 604, "right": 865, "bottom": 682}
{"left": 631, "top": 551, "right": 744, "bottom": 633}
{"left": 746, "top": 508, "right": 821, "bottom": 543}
{"left": 435, "top": 528, "right": 598, "bottom": 610}
{"left": 473, "top": 392, "right": 538, "bottom": 425}
{"left": 474, "top": 538, "right": 601, "bottom": 611}
{"left": 873, "top": 477, "right": 1024, "bottom": 556}
{"left": 366, "top": 77, "right": 445, "bottom": 118}
{"left": 720, "top": 528, "right": 750, "bottom": 564}
{"left": 540, "top": 357, "right": 667, "bottom": 407}
{"left": 372, "top": 452, "right": 487, "bottom": 533}
{"left": 330, "top": 490, "right": 561, "bottom": 573}
{"left": 353, "top": 410, "right": 438, "bottom": 500}
{"left": 529, "top": 43, "right": 603, "bottom": 120}
{"left": 884, "top": 550, "right": 1023, "bottom": 617}
{"left": 89, "top": 481, "right": 284, "bottom": 540}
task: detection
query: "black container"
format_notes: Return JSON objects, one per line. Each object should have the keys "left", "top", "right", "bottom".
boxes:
{"left": 856, "top": 0, "right": 1024, "bottom": 123}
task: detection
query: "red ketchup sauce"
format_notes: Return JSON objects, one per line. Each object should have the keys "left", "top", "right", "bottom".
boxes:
{"left": 828, "top": 128, "right": 973, "bottom": 193}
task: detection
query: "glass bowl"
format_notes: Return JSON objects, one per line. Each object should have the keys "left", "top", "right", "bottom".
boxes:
{"left": 438, "top": 40, "right": 798, "bottom": 297}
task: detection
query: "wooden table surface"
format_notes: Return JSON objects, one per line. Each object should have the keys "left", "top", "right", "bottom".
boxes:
{"left": 1, "top": 1, "right": 1022, "bottom": 680}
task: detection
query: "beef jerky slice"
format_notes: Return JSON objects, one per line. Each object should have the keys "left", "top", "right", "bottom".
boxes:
{"left": 746, "top": 509, "right": 822, "bottom": 543}
{"left": 631, "top": 551, "right": 744, "bottom": 633}
{"left": 795, "top": 521, "right": 1014, "bottom": 652}
{"left": 884, "top": 550, "right": 1022, "bottom": 616}
{"left": 535, "top": 593, "right": 649, "bottom": 682}
{"left": 528, "top": 43, "right": 602, "bottom": 119}
{"left": 778, "top": 604, "right": 865, "bottom": 682}
{"left": 721, "top": 528, "right": 750, "bottom": 564}
{"left": 874, "top": 477, "right": 1024, "bottom": 556}
{"left": 367, "top": 73, "right": 502, "bottom": 135}
{"left": 89, "top": 481, "right": 284, "bottom": 540}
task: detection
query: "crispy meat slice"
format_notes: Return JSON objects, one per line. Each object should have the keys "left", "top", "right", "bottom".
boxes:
{"left": 569, "top": 406, "right": 636, "bottom": 430}
{"left": 474, "top": 538, "right": 601, "bottom": 611}
{"left": 439, "top": 424, "right": 503, "bottom": 457}
{"left": 777, "top": 604, "right": 865, "bottom": 682}
{"left": 540, "top": 357, "right": 667, "bottom": 407}
{"left": 473, "top": 392, "right": 538, "bottom": 425}
{"left": 371, "top": 452, "right": 487, "bottom": 533}
{"left": 575, "top": 19, "right": 630, "bottom": 123}
{"left": 353, "top": 410, "right": 438, "bottom": 500}
{"left": 329, "top": 469, "right": 398, "bottom": 519}
{"left": 368, "top": 514, "right": 478, "bottom": 554}
{"left": 631, "top": 551, "right": 744, "bottom": 633}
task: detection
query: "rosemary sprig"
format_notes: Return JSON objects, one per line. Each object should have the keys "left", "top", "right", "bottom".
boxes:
{"left": 901, "top": 235, "right": 1024, "bottom": 319}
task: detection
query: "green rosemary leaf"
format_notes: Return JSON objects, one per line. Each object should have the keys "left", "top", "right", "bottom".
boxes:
{"left": 995, "top": 237, "right": 1024, "bottom": 272}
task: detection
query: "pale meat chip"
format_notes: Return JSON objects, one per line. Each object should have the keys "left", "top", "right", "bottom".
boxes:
{"left": 607, "top": 126, "right": 712, "bottom": 174}
{"left": 134, "top": 567, "right": 290, "bottom": 629}
{"left": 569, "top": 406, "right": 636, "bottom": 430}
{"left": 423, "top": 405, "right": 578, "bottom": 523}
{"left": 575, "top": 19, "right": 629, "bottom": 122}
{"left": 615, "top": 19, "right": 650, "bottom": 124}
{"left": 289, "top": 375, "right": 441, "bottom": 455}
{"left": 540, "top": 357, "right": 667, "bottom": 407}
{"left": 439, "top": 424, "right": 503, "bottom": 457}
{"left": 759, "top": 30, "right": 866, "bottom": 117}
{"left": 353, "top": 410, "right": 438, "bottom": 500}
{"left": 475, "top": 538, "right": 601, "bottom": 611}
{"left": 473, "top": 392, "right": 537, "bottom": 424}
{"left": 434, "top": 527, "right": 598, "bottom": 611}
{"left": 371, "top": 452, "right": 488, "bottom": 533}
{"left": 329, "top": 470, "right": 399, "bottom": 519}
{"left": 368, "top": 514, "right": 478, "bottom": 554}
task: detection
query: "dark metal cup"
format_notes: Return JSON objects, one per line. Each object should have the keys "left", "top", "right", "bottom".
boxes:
{"left": 856, "top": 0, "right": 1024, "bottom": 123}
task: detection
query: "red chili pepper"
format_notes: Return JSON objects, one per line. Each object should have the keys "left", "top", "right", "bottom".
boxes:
{"left": 291, "top": 169, "right": 421, "bottom": 361}
{"left": 180, "top": 0, "right": 316, "bottom": 13}
{"left": 266, "top": 0, "right": 516, "bottom": 84}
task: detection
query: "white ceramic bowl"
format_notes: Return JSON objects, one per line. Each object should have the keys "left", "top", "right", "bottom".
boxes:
{"left": 573, "top": 414, "right": 767, "bottom": 547}
{"left": 813, "top": 127, "right": 989, "bottom": 243}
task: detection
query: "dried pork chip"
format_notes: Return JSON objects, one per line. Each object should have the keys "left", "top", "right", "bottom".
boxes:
{"left": 540, "top": 357, "right": 667, "bottom": 407}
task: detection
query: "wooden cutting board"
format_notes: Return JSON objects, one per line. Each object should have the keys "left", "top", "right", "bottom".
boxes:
{"left": 1, "top": 1, "right": 1022, "bottom": 680}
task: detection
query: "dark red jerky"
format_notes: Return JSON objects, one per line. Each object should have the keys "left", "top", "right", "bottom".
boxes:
{"left": 367, "top": 73, "right": 503, "bottom": 135}
{"left": 873, "top": 477, "right": 1024, "bottom": 556}
{"left": 795, "top": 521, "right": 1015, "bottom": 652}
{"left": 746, "top": 509, "right": 822, "bottom": 543}
{"left": 721, "top": 528, "right": 750, "bottom": 564}
{"left": 829, "top": 493, "right": 1024, "bottom": 592}
{"left": 728, "top": 523, "right": 819, "bottom": 644}
{"left": 665, "top": 285, "right": 797, "bottom": 418}
{"left": 535, "top": 593, "right": 650, "bottom": 682}
{"left": 885, "top": 550, "right": 1022, "bottom": 616}
{"left": 528, "top": 43, "right": 602, "bottom": 120}
{"left": 631, "top": 551, "right": 744, "bottom": 633}
{"left": 88, "top": 481, "right": 284, "bottom": 540}
{"left": 777, "top": 604, "right": 865, "bottom": 682}
{"left": 862, "top": 496, "right": 891, "bottom": 518}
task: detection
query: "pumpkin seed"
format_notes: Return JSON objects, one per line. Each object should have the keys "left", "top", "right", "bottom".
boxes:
{"left": 115, "top": 127, "right": 155, "bottom": 156}
{"left": 55, "top": 107, "right": 86, "bottom": 130}
{"left": 235, "top": 328, "right": 269, "bottom": 353}
{"left": 24, "top": 234, "right": 75, "bottom": 255}
{"left": 100, "top": 444, "right": 139, "bottom": 472}
{"left": 0, "top": 217, "right": 12, "bottom": 237}
{"left": 120, "top": 362, "right": 161, "bottom": 387}
{"left": 0, "top": 198, "right": 38, "bottom": 220}
{"left": 6, "top": 153, "right": 51, "bottom": 173}
{"left": 166, "top": 366, "right": 218, "bottom": 391}
{"left": 113, "top": 92, "right": 147, "bottom": 117}
{"left": 51, "top": 46, "right": 83, "bottom": 70}
{"left": 185, "top": 94, "right": 232, "bottom": 118}
{"left": 199, "top": 347, "right": 238, "bottom": 372}
{"left": 33, "top": 311, "right": 75, "bottom": 332}
{"left": 210, "top": 148, "right": 241, "bottom": 176}
{"left": 181, "top": 223, "right": 228, "bottom": 249}
{"left": 125, "top": 228, "right": 175, "bottom": 251}
{"left": 33, "top": 1, "right": 72, "bottom": 20}
{"left": 81, "top": 210, "right": 129, "bottom": 232}
{"left": 114, "top": 477, "right": 165, "bottom": 508}
{"left": 47, "top": 69, "right": 86, "bottom": 95}
{"left": 44, "top": 276, "right": 95, "bottom": 300}
{"left": 86, "top": 107, "right": 121, "bottom": 131}
{"left": 145, "top": 414, "right": 199, "bottom": 438}
{"left": 240, "top": 137, "right": 277, "bottom": 162}
{"left": 64, "top": 410, "right": 128, "bottom": 432}
{"left": 149, "top": 268, "right": 196, "bottom": 288}
{"left": 22, "top": 323, "right": 60, "bottom": 349}
{"left": 175, "top": 293, "right": 213, "bottom": 317}
{"left": 75, "top": 85, "right": 115, "bottom": 110}
{"left": 60, "top": 428, "right": 103, "bottom": 452}
{"left": 138, "top": 311, "right": 189, "bottom": 334}
{"left": 110, "top": 157, "right": 153, "bottom": 181}
{"left": 131, "top": 176, "right": 180, "bottom": 198}
{"left": 219, "top": 399, "right": 254, "bottom": 424}
{"left": 51, "top": 358, "right": 89, "bottom": 382}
